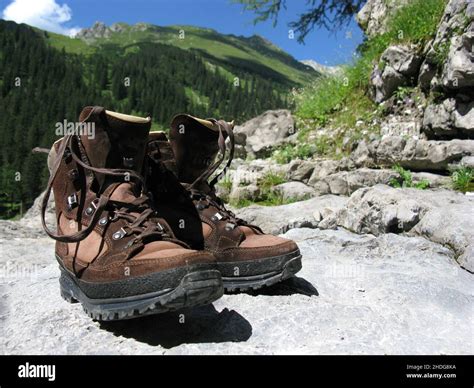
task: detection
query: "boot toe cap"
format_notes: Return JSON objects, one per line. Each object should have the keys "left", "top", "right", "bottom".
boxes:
{"left": 219, "top": 234, "right": 300, "bottom": 262}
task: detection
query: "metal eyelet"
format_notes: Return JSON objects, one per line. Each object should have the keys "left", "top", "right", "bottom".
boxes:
{"left": 225, "top": 223, "right": 236, "bottom": 231}
{"left": 112, "top": 228, "right": 126, "bottom": 240}
{"left": 99, "top": 217, "right": 108, "bottom": 226}
{"left": 67, "top": 193, "right": 78, "bottom": 210}
{"left": 156, "top": 222, "right": 164, "bottom": 232}
{"left": 211, "top": 212, "right": 223, "bottom": 222}
{"left": 85, "top": 199, "right": 99, "bottom": 216}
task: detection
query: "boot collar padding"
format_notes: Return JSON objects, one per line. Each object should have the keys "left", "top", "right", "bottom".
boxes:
{"left": 105, "top": 110, "right": 151, "bottom": 124}
{"left": 47, "top": 110, "right": 150, "bottom": 173}
{"left": 172, "top": 114, "right": 234, "bottom": 132}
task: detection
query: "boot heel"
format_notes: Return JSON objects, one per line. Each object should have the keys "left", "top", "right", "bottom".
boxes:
{"left": 59, "top": 270, "right": 79, "bottom": 304}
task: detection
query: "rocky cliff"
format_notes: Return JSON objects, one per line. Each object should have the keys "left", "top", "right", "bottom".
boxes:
{"left": 366, "top": 0, "right": 473, "bottom": 139}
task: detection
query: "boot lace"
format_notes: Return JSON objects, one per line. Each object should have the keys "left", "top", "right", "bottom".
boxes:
{"left": 41, "top": 116, "right": 180, "bottom": 246}
{"left": 187, "top": 119, "right": 259, "bottom": 231}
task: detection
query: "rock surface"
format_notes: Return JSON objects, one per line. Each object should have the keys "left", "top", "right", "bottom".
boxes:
{"left": 424, "top": 99, "right": 474, "bottom": 138}
{"left": 234, "top": 195, "right": 349, "bottom": 235}
{"left": 421, "top": 0, "right": 474, "bottom": 140}
{"left": 330, "top": 185, "right": 474, "bottom": 271}
{"left": 362, "top": 0, "right": 473, "bottom": 139}
{"left": 356, "top": 0, "right": 410, "bottom": 37}
{"left": 1, "top": 223, "right": 472, "bottom": 355}
{"left": 435, "top": 0, "right": 474, "bottom": 91}
{"left": 371, "top": 45, "right": 421, "bottom": 103}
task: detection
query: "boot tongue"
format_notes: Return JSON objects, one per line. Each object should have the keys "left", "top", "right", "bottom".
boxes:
{"left": 79, "top": 107, "right": 151, "bottom": 189}
{"left": 109, "top": 182, "right": 138, "bottom": 203}
{"left": 169, "top": 114, "right": 223, "bottom": 184}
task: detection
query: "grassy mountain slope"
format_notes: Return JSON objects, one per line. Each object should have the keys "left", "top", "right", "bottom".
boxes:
{"left": 44, "top": 22, "right": 317, "bottom": 86}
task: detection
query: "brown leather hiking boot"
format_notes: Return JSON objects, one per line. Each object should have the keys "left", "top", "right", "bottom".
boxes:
{"left": 146, "top": 114, "right": 302, "bottom": 292}
{"left": 42, "top": 107, "right": 223, "bottom": 321}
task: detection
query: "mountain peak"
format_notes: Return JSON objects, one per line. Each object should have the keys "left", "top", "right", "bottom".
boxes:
{"left": 301, "top": 60, "right": 342, "bottom": 76}
{"left": 77, "top": 21, "right": 110, "bottom": 39}
{"left": 77, "top": 21, "right": 152, "bottom": 40}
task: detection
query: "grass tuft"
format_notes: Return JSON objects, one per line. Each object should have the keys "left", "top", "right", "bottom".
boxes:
{"left": 451, "top": 166, "right": 474, "bottom": 192}
{"left": 389, "top": 165, "right": 430, "bottom": 189}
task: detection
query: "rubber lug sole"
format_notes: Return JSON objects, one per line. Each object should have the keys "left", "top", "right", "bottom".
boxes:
{"left": 222, "top": 255, "right": 302, "bottom": 292}
{"left": 60, "top": 269, "right": 224, "bottom": 321}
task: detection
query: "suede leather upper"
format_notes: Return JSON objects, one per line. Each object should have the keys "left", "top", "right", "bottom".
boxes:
{"left": 48, "top": 107, "right": 215, "bottom": 284}
{"left": 146, "top": 117, "right": 300, "bottom": 265}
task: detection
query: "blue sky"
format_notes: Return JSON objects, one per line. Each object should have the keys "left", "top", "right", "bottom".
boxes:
{"left": 1, "top": 0, "right": 365, "bottom": 65}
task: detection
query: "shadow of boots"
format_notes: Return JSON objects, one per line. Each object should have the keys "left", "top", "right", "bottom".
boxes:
{"left": 242, "top": 276, "right": 319, "bottom": 297}
{"left": 99, "top": 304, "right": 252, "bottom": 349}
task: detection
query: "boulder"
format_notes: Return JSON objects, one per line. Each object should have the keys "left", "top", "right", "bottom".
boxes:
{"left": 382, "top": 45, "right": 422, "bottom": 76}
{"left": 333, "top": 185, "right": 474, "bottom": 271}
{"left": 286, "top": 160, "right": 316, "bottom": 182}
{"left": 313, "top": 168, "right": 398, "bottom": 196}
{"left": 229, "top": 184, "right": 260, "bottom": 202}
{"left": 352, "top": 137, "right": 474, "bottom": 171}
{"left": 371, "top": 65, "right": 406, "bottom": 103}
{"left": 230, "top": 159, "right": 289, "bottom": 188}
{"left": 411, "top": 172, "right": 451, "bottom": 188}
{"left": 356, "top": 0, "right": 410, "bottom": 37}
{"left": 423, "top": 98, "right": 474, "bottom": 138}
{"left": 307, "top": 159, "right": 346, "bottom": 185}
{"left": 418, "top": 59, "right": 438, "bottom": 91}
{"left": 371, "top": 45, "right": 422, "bottom": 103}
{"left": 441, "top": 32, "right": 474, "bottom": 90}
{"left": 274, "top": 182, "right": 316, "bottom": 201}
{"left": 234, "top": 195, "right": 348, "bottom": 235}
{"left": 233, "top": 110, "right": 295, "bottom": 157}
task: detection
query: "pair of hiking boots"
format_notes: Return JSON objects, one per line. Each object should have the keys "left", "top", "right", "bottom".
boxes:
{"left": 42, "top": 106, "right": 302, "bottom": 321}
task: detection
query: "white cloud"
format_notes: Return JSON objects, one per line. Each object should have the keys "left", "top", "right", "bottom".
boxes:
{"left": 2, "top": 0, "right": 81, "bottom": 37}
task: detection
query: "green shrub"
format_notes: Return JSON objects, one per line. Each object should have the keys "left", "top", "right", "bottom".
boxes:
{"left": 394, "top": 86, "right": 414, "bottom": 101}
{"left": 390, "top": 164, "right": 430, "bottom": 189}
{"left": 432, "top": 40, "right": 450, "bottom": 66}
{"left": 256, "top": 172, "right": 287, "bottom": 206}
{"left": 229, "top": 171, "right": 291, "bottom": 207}
{"left": 451, "top": 166, "right": 474, "bottom": 192}
{"left": 258, "top": 171, "right": 286, "bottom": 191}
{"left": 272, "top": 143, "right": 316, "bottom": 164}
